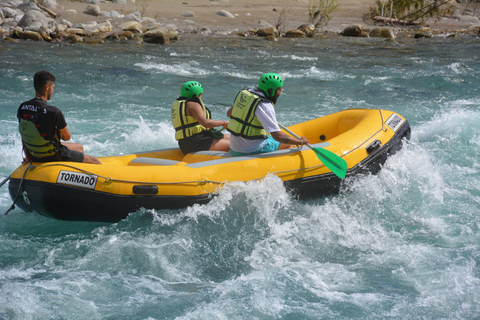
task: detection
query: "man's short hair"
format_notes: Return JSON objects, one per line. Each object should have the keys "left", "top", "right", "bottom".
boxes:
{"left": 34, "top": 71, "right": 56, "bottom": 92}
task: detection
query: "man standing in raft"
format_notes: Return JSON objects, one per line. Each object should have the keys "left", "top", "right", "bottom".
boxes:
{"left": 171, "top": 81, "right": 230, "bottom": 154}
{"left": 17, "top": 71, "right": 101, "bottom": 164}
{"left": 226, "top": 73, "right": 309, "bottom": 156}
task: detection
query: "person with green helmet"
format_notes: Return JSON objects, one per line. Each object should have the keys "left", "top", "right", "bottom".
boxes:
{"left": 171, "top": 81, "right": 230, "bottom": 154}
{"left": 226, "top": 73, "right": 308, "bottom": 156}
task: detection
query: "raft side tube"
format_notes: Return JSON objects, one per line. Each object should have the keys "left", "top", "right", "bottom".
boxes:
{"left": 185, "top": 142, "right": 331, "bottom": 168}
{"left": 128, "top": 158, "right": 184, "bottom": 166}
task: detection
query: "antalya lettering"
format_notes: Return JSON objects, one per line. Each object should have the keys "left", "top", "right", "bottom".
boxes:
{"left": 21, "top": 104, "right": 38, "bottom": 112}
{"left": 57, "top": 171, "right": 98, "bottom": 189}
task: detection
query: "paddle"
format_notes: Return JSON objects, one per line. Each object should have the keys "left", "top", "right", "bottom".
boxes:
{"left": 0, "top": 174, "right": 12, "bottom": 188}
{"left": 279, "top": 123, "right": 347, "bottom": 179}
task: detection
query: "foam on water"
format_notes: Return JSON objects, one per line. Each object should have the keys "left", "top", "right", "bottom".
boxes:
{"left": 5, "top": 176, "right": 297, "bottom": 318}
{"left": 135, "top": 61, "right": 213, "bottom": 77}
{"left": 118, "top": 116, "right": 176, "bottom": 153}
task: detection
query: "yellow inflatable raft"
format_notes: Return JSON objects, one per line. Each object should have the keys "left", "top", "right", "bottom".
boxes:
{"left": 8, "top": 108, "right": 410, "bottom": 222}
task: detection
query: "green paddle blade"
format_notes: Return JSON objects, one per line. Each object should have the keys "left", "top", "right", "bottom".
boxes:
{"left": 311, "top": 147, "right": 347, "bottom": 179}
{"left": 278, "top": 123, "right": 347, "bottom": 179}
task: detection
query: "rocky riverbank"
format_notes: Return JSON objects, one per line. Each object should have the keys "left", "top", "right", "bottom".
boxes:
{"left": 1, "top": 0, "right": 479, "bottom": 44}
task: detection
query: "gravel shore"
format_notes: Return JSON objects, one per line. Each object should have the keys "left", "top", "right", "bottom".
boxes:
{"left": 1, "top": 0, "right": 479, "bottom": 43}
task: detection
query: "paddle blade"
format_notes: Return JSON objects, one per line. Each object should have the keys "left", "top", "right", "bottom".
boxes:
{"left": 312, "top": 147, "right": 347, "bottom": 179}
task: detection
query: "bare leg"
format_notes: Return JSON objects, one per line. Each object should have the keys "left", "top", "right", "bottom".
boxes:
{"left": 83, "top": 154, "right": 102, "bottom": 164}
{"left": 62, "top": 142, "right": 84, "bottom": 153}
{"left": 62, "top": 142, "right": 101, "bottom": 164}
{"left": 209, "top": 135, "right": 230, "bottom": 152}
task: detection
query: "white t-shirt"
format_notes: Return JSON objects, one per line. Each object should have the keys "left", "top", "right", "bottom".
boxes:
{"left": 229, "top": 89, "right": 281, "bottom": 153}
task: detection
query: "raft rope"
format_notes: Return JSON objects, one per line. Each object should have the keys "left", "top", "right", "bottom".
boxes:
{"left": 18, "top": 160, "right": 329, "bottom": 188}
{"left": 4, "top": 162, "right": 33, "bottom": 215}
{"left": 25, "top": 162, "right": 226, "bottom": 185}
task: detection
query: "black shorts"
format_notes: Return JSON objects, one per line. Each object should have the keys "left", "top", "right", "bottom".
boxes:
{"left": 178, "top": 132, "right": 214, "bottom": 154}
{"left": 31, "top": 145, "right": 84, "bottom": 163}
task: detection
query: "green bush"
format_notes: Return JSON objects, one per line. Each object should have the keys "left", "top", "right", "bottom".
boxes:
{"left": 308, "top": 0, "right": 340, "bottom": 27}
{"left": 366, "top": 0, "right": 453, "bottom": 24}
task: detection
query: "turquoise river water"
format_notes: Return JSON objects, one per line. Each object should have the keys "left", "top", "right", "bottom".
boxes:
{"left": 1, "top": 35, "right": 480, "bottom": 319}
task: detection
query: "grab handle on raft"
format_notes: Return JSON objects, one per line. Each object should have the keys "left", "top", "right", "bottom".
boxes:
{"left": 279, "top": 123, "right": 347, "bottom": 179}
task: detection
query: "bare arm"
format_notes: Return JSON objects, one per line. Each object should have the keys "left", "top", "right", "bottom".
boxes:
{"left": 226, "top": 106, "right": 232, "bottom": 118}
{"left": 21, "top": 141, "right": 31, "bottom": 163}
{"left": 188, "top": 102, "right": 228, "bottom": 129}
{"left": 58, "top": 126, "right": 72, "bottom": 141}
{"left": 270, "top": 131, "right": 309, "bottom": 146}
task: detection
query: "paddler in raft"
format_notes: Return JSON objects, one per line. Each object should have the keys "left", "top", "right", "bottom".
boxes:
{"left": 17, "top": 71, "right": 102, "bottom": 164}
{"left": 171, "top": 81, "right": 230, "bottom": 154}
{"left": 226, "top": 73, "right": 309, "bottom": 157}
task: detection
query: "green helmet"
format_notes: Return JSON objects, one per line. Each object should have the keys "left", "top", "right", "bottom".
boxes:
{"left": 258, "top": 73, "right": 283, "bottom": 97}
{"left": 181, "top": 81, "right": 203, "bottom": 98}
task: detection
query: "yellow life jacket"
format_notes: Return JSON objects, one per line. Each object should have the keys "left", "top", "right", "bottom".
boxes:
{"left": 171, "top": 97, "right": 211, "bottom": 140}
{"left": 227, "top": 89, "right": 273, "bottom": 139}
{"left": 19, "top": 117, "right": 58, "bottom": 158}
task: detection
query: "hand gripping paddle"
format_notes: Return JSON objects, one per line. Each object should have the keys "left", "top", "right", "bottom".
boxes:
{"left": 279, "top": 123, "right": 347, "bottom": 179}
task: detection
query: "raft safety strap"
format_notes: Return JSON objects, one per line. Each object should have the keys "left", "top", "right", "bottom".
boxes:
{"left": 27, "top": 163, "right": 227, "bottom": 186}
{"left": 4, "top": 162, "right": 33, "bottom": 215}
{"left": 25, "top": 161, "right": 329, "bottom": 188}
